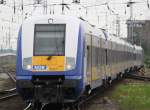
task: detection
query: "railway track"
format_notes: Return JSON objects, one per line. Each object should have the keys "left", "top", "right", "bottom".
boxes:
{"left": 6, "top": 71, "right": 16, "bottom": 83}
{"left": 27, "top": 80, "right": 122, "bottom": 110}
{"left": 0, "top": 68, "right": 17, "bottom": 102}
{"left": 126, "top": 73, "right": 150, "bottom": 81}
{"left": 0, "top": 68, "right": 16, "bottom": 83}
{"left": 23, "top": 86, "right": 108, "bottom": 110}
{"left": 0, "top": 88, "right": 18, "bottom": 101}
{"left": 70, "top": 73, "right": 150, "bottom": 110}
{"left": 24, "top": 89, "right": 106, "bottom": 110}
{"left": 29, "top": 71, "right": 150, "bottom": 110}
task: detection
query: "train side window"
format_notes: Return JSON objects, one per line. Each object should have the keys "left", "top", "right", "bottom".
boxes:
{"left": 87, "top": 46, "right": 89, "bottom": 50}
{"left": 86, "top": 45, "right": 92, "bottom": 74}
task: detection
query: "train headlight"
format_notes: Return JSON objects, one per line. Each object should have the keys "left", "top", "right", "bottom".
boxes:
{"left": 65, "top": 57, "right": 75, "bottom": 71}
{"left": 27, "top": 65, "right": 32, "bottom": 70}
{"left": 23, "top": 57, "right": 32, "bottom": 70}
{"left": 66, "top": 64, "right": 72, "bottom": 70}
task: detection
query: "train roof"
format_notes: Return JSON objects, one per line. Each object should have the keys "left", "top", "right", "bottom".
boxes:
{"left": 23, "top": 15, "right": 81, "bottom": 24}
{"left": 24, "top": 14, "right": 106, "bottom": 40}
{"left": 80, "top": 20, "right": 106, "bottom": 39}
{"left": 23, "top": 15, "right": 142, "bottom": 52}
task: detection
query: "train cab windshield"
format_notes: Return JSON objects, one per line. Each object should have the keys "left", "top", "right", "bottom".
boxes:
{"left": 34, "top": 24, "right": 66, "bottom": 56}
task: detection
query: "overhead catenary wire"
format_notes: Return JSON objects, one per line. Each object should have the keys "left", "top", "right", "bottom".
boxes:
{"left": 147, "top": 0, "right": 150, "bottom": 8}
{"left": 21, "top": 0, "right": 24, "bottom": 22}
{"left": 0, "top": 0, "right": 149, "bottom": 50}
{"left": 2, "top": 0, "right": 149, "bottom": 9}
{"left": 13, "top": 0, "right": 16, "bottom": 14}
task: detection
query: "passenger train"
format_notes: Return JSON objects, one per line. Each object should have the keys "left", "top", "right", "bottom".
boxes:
{"left": 16, "top": 15, "right": 143, "bottom": 109}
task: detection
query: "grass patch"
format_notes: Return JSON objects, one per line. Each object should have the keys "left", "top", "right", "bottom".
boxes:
{"left": 111, "top": 82, "right": 150, "bottom": 110}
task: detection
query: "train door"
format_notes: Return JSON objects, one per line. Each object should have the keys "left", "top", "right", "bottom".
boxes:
{"left": 102, "top": 39, "right": 107, "bottom": 80}
{"left": 86, "top": 34, "right": 92, "bottom": 86}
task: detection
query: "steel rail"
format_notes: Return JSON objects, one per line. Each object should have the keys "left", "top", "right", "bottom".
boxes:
{"left": 6, "top": 72, "right": 16, "bottom": 83}
{"left": 0, "top": 93, "right": 18, "bottom": 101}
{"left": 127, "top": 74, "right": 150, "bottom": 81}
{"left": 0, "top": 88, "right": 16, "bottom": 94}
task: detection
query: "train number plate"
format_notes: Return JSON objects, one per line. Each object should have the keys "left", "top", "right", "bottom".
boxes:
{"left": 32, "top": 65, "right": 48, "bottom": 71}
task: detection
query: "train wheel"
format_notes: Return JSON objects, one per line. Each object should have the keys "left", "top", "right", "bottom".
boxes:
{"left": 108, "top": 77, "right": 112, "bottom": 85}
{"left": 102, "top": 79, "right": 108, "bottom": 88}
{"left": 84, "top": 85, "right": 91, "bottom": 96}
{"left": 109, "top": 80, "right": 112, "bottom": 85}
{"left": 120, "top": 73, "right": 124, "bottom": 78}
{"left": 117, "top": 73, "right": 122, "bottom": 80}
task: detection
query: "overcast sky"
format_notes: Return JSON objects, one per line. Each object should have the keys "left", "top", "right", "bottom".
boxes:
{"left": 0, "top": 0, "right": 150, "bottom": 50}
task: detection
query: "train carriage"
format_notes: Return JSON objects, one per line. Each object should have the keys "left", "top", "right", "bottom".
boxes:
{"left": 16, "top": 15, "right": 144, "bottom": 109}
{"left": 83, "top": 23, "right": 107, "bottom": 89}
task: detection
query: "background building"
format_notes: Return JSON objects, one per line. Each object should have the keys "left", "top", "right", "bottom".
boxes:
{"left": 127, "top": 20, "right": 150, "bottom": 56}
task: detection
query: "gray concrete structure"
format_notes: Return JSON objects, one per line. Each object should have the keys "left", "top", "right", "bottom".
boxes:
{"left": 127, "top": 20, "right": 150, "bottom": 55}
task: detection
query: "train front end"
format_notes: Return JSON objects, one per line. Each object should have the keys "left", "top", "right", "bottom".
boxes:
{"left": 16, "top": 15, "right": 85, "bottom": 104}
